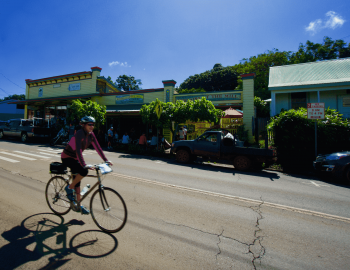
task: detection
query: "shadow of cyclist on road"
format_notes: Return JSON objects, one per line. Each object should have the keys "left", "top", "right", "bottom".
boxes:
{"left": 0, "top": 213, "right": 118, "bottom": 270}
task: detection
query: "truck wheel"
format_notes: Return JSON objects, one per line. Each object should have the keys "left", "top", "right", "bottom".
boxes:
{"left": 21, "top": 133, "right": 28, "bottom": 142}
{"left": 176, "top": 149, "right": 191, "bottom": 163}
{"left": 233, "top": 156, "right": 252, "bottom": 171}
{"left": 0, "top": 131, "right": 4, "bottom": 139}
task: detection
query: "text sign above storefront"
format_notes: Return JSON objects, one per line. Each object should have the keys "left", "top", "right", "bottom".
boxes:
{"left": 307, "top": 103, "right": 325, "bottom": 119}
{"left": 68, "top": 83, "right": 81, "bottom": 91}
{"left": 175, "top": 92, "right": 242, "bottom": 102}
{"left": 116, "top": 94, "right": 144, "bottom": 104}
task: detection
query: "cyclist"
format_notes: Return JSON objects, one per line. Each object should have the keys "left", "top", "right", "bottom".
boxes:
{"left": 61, "top": 116, "right": 113, "bottom": 214}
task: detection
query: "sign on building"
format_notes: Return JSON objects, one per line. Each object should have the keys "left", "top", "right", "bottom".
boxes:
{"left": 68, "top": 83, "right": 81, "bottom": 91}
{"left": 38, "top": 88, "right": 43, "bottom": 97}
{"left": 175, "top": 92, "right": 241, "bottom": 102}
{"left": 116, "top": 94, "right": 144, "bottom": 104}
{"left": 307, "top": 103, "right": 325, "bottom": 119}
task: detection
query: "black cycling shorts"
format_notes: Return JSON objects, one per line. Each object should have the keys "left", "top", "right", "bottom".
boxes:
{"left": 61, "top": 158, "right": 88, "bottom": 187}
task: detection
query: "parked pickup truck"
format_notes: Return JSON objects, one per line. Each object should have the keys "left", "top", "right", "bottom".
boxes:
{"left": 171, "top": 131, "right": 276, "bottom": 171}
{"left": 0, "top": 118, "right": 51, "bottom": 142}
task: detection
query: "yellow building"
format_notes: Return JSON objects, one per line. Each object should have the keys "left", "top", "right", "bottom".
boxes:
{"left": 12, "top": 67, "right": 256, "bottom": 143}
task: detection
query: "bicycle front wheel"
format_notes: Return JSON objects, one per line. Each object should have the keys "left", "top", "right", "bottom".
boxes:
{"left": 45, "top": 176, "right": 71, "bottom": 215}
{"left": 90, "top": 187, "right": 127, "bottom": 233}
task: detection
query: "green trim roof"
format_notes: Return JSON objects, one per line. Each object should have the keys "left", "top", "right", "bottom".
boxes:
{"left": 269, "top": 58, "right": 350, "bottom": 89}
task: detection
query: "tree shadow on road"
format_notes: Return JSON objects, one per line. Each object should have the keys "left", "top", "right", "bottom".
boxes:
{"left": 0, "top": 213, "right": 118, "bottom": 270}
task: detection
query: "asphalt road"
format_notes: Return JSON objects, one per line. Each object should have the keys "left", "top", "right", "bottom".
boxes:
{"left": 0, "top": 139, "right": 349, "bottom": 269}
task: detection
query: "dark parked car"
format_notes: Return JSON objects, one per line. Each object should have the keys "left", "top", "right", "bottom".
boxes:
{"left": 313, "top": 151, "right": 350, "bottom": 183}
{"left": 0, "top": 118, "right": 51, "bottom": 142}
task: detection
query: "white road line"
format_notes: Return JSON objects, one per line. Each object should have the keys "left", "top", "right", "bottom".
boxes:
{"left": 38, "top": 152, "right": 60, "bottom": 157}
{"left": 310, "top": 181, "right": 329, "bottom": 187}
{"left": 13, "top": 151, "right": 50, "bottom": 158}
{"left": 39, "top": 149, "right": 62, "bottom": 153}
{"left": 310, "top": 181, "right": 320, "bottom": 187}
{"left": 0, "top": 152, "right": 36, "bottom": 160}
{"left": 109, "top": 172, "right": 350, "bottom": 224}
{"left": 303, "top": 181, "right": 329, "bottom": 187}
{"left": 0, "top": 156, "right": 20, "bottom": 163}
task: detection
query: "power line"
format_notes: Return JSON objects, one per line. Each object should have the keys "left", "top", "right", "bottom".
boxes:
{"left": 0, "top": 72, "right": 25, "bottom": 90}
{"left": 339, "top": 34, "right": 350, "bottom": 41}
{"left": 0, "top": 87, "right": 11, "bottom": 96}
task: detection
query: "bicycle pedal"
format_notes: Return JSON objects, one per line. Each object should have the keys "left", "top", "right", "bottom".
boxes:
{"left": 70, "top": 201, "right": 80, "bottom": 212}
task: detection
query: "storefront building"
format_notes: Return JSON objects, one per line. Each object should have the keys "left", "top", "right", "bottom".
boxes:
{"left": 11, "top": 67, "right": 256, "bottom": 142}
{"left": 269, "top": 58, "right": 350, "bottom": 118}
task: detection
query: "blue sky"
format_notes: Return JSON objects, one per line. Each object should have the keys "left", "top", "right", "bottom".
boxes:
{"left": 0, "top": 0, "right": 349, "bottom": 99}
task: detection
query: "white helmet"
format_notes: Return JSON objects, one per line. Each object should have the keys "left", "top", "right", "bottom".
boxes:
{"left": 81, "top": 116, "right": 95, "bottom": 123}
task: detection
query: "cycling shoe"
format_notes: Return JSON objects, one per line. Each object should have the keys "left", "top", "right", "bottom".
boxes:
{"left": 79, "top": 205, "right": 90, "bottom": 215}
{"left": 65, "top": 185, "right": 76, "bottom": 202}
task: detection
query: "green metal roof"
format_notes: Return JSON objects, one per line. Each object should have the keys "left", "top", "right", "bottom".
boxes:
{"left": 269, "top": 58, "right": 350, "bottom": 89}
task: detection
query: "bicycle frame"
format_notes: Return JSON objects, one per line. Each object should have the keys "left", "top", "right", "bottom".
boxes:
{"left": 67, "top": 166, "right": 105, "bottom": 212}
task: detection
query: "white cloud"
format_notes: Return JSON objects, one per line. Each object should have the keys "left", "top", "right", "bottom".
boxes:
{"left": 305, "top": 11, "right": 346, "bottom": 35}
{"left": 109, "top": 61, "right": 120, "bottom": 67}
{"left": 325, "top": 11, "right": 345, "bottom": 29}
{"left": 108, "top": 61, "right": 131, "bottom": 67}
{"left": 305, "top": 19, "right": 322, "bottom": 35}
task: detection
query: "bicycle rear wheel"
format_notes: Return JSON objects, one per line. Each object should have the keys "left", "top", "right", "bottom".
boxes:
{"left": 45, "top": 176, "right": 71, "bottom": 215}
{"left": 90, "top": 187, "right": 127, "bottom": 233}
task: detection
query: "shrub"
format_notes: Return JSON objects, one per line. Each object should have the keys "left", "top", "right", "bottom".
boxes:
{"left": 268, "top": 108, "right": 350, "bottom": 171}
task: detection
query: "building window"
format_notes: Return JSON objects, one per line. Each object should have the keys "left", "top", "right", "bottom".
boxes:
{"left": 342, "top": 97, "right": 350, "bottom": 107}
{"left": 291, "top": 92, "right": 307, "bottom": 110}
{"left": 97, "top": 81, "right": 106, "bottom": 93}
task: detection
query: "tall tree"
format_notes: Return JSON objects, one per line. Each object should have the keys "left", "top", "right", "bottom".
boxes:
{"left": 115, "top": 75, "right": 142, "bottom": 91}
{"left": 179, "top": 64, "right": 239, "bottom": 92}
{"left": 68, "top": 100, "right": 106, "bottom": 129}
{"left": 179, "top": 36, "right": 350, "bottom": 100}
{"left": 290, "top": 36, "right": 350, "bottom": 64}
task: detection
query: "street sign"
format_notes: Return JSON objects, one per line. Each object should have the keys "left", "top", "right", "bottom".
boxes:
{"left": 307, "top": 103, "right": 325, "bottom": 119}
{"left": 155, "top": 100, "right": 162, "bottom": 119}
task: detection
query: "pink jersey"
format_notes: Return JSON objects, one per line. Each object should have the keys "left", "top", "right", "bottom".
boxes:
{"left": 61, "top": 128, "right": 107, "bottom": 167}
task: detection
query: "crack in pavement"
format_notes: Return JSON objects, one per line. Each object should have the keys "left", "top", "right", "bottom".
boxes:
{"left": 248, "top": 198, "right": 266, "bottom": 270}
{"left": 215, "top": 230, "right": 224, "bottom": 260}
{"left": 164, "top": 221, "right": 255, "bottom": 268}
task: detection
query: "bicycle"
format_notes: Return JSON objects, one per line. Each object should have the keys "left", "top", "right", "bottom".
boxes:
{"left": 45, "top": 162, "right": 127, "bottom": 233}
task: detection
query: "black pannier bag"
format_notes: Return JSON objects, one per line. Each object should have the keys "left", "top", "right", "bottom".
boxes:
{"left": 50, "top": 162, "right": 68, "bottom": 174}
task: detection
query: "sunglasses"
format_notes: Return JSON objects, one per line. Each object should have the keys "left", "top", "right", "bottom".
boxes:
{"left": 87, "top": 123, "right": 95, "bottom": 126}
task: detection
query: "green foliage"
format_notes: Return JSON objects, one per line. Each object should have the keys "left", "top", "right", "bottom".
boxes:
{"left": 177, "top": 87, "right": 206, "bottom": 94}
{"left": 268, "top": 108, "right": 350, "bottom": 170}
{"left": 179, "top": 64, "right": 239, "bottom": 92}
{"left": 254, "top": 96, "right": 270, "bottom": 118}
{"left": 115, "top": 74, "right": 142, "bottom": 91}
{"left": 236, "top": 124, "right": 248, "bottom": 142}
{"left": 68, "top": 100, "right": 106, "bottom": 129}
{"left": 0, "top": 94, "right": 25, "bottom": 102}
{"left": 289, "top": 37, "right": 350, "bottom": 64}
{"left": 140, "top": 98, "right": 224, "bottom": 139}
{"left": 232, "top": 49, "right": 291, "bottom": 99}
{"left": 179, "top": 36, "right": 350, "bottom": 101}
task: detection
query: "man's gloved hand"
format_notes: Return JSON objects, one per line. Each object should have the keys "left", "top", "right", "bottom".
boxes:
{"left": 84, "top": 164, "right": 95, "bottom": 170}
{"left": 105, "top": 160, "right": 113, "bottom": 166}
